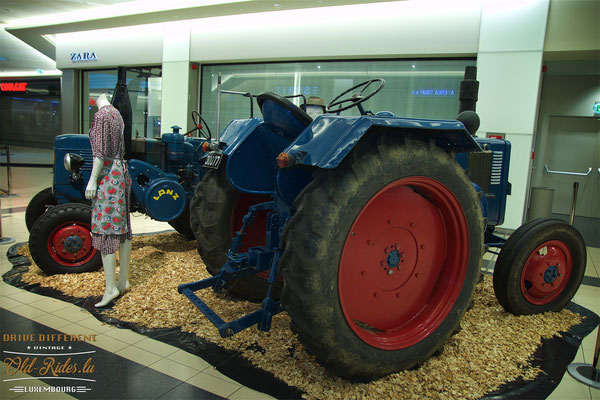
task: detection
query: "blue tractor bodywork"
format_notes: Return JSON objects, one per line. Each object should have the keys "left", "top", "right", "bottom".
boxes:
{"left": 53, "top": 132, "right": 206, "bottom": 222}
{"left": 180, "top": 86, "right": 513, "bottom": 340}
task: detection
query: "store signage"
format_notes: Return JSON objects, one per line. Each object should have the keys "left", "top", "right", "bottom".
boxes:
{"left": 71, "top": 52, "right": 98, "bottom": 62}
{"left": 593, "top": 101, "right": 600, "bottom": 117}
{"left": 0, "top": 82, "right": 28, "bottom": 92}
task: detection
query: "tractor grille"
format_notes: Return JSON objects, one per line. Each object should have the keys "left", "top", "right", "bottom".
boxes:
{"left": 467, "top": 151, "right": 492, "bottom": 192}
{"left": 490, "top": 151, "right": 503, "bottom": 186}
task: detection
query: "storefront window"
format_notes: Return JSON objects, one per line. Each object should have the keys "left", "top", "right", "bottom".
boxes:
{"left": 0, "top": 78, "right": 61, "bottom": 148}
{"left": 201, "top": 59, "right": 475, "bottom": 132}
{"left": 82, "top": 67, "right": 162, "bottom": 138}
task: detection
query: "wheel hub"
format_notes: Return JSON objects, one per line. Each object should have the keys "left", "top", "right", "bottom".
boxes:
{"left": 386, "top": 249, "right": 402, "bottom": 269}
{"left": 49, "top": 223, "right": 93, "bottom": 264}
{"left": 64, "top": 236, "right": 83, "bottom": 253}
{"left": 543, "top": 265, "right": 559, "bottom": 284}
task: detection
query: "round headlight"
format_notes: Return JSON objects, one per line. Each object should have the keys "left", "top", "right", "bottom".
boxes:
{"left": 64, "top": 153, "right": 72, "bottom": 171}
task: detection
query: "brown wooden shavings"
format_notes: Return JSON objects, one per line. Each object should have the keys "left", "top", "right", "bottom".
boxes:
{"left": 16, "top": 233, "right": 581, "bottom": 400}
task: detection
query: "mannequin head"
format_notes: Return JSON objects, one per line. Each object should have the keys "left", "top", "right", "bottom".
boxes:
{"left": 96, "top": 93, "right": 110, "bottom": 109}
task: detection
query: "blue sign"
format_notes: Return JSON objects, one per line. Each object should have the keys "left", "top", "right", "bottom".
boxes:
{"left": 411, "top": 89, "right": 455, "bottom": 96}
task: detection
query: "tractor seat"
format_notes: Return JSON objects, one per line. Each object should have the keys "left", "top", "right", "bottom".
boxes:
{"left": 256, "top": 92, "right": 313, "bottom": 140}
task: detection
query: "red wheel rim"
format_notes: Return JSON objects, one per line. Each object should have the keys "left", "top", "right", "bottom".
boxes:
{"left": 520, "top": 240, "right": 572, "bottom": 305}
{"left": 338, "top": 177, "right": 470, "bottom": 350}
{"left": 47, "top": 221, "right": 97, "bottom": 267}
{"left": 230, "top": 193, "right": 271, "bottom": 279}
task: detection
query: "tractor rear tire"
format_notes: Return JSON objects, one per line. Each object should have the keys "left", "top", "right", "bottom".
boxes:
{"left": 493, "top": 218, "right": 585, "bottom": 315}
{"left": 29, "top": 203, "right": 101, "bottom": 275}
{"left": 168, "top": 207, "right": 195, "bottom": 240}
{"left": 280, "top": 136, "right": 484, "bottom": 381}
{"left": 25, "top": 187, "right": 57, "bottom": 232}
{"left": 189, "top": 167, "right": 280, "bottom": 301}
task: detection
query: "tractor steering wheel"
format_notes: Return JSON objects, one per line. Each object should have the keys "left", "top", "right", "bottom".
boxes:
{"left": 186, "top": 111, "right": 212, "bottom": 139}
{"left": 326, "top": 79, "right": 385, "bottom": 114}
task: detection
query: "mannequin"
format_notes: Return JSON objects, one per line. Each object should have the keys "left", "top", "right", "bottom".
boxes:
{"left": 85, "top": 93, "right": 132, "bottom": 307}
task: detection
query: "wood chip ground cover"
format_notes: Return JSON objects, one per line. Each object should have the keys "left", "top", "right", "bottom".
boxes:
{"left": 16, "top": 233, "right": 581, "bottom": 399}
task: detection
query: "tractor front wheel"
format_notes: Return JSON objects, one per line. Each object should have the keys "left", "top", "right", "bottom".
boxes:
{"left": 493, "top": 218, "right": 585, "bottom": 315}
{"left": 25, "top": 187, "right": 57, "bottom": 232}
{"left": 189, "top": 167, "right": 279, "bottom": 301}
{"left": 281, "top": 136, "right": 484, "bottom": 381}
{"left": 29, "top": 203, "right": 101, "bottom": 274}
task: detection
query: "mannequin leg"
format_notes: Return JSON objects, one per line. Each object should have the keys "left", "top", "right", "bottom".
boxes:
{"left": 116, "top": 239, "right": 132, "bottom": 292}
{"left": 95, "top": 253, "right": 120, "bottom": 307}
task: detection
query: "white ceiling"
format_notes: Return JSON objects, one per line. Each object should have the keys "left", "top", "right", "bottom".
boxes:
{"left": 0, "top": 0, "right": 394, "bottom": 75}
{"left": 1, "top": 0, "right": 136, "bottom": 73}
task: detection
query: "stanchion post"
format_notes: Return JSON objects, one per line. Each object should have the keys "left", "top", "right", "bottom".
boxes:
{"left": 569, "top": 181, "right": 579, "bottom": 225}
{"left": 567, "top": 326, "right": 600, "bottom": 388}
{"left": 0, "top": 196, "right": 16, "bottom": 245}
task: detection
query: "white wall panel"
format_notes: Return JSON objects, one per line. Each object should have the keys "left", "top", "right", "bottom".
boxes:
{"left": 477, "top": 51, "right": 544, "bottom": 134}
{"left": 502, "top": 133, "right": 535, "bottom": 229}
{"left": 479, "top": 0, "right": 550, "bottom": 52}
{"left": 161, "top": 61, "right": 191, "bottom": 132}
{"left": 190, "top": 1, "right": 482, "bottom": 62}
{"left": 55, "top": 25, "right": 164, "bottom": 69}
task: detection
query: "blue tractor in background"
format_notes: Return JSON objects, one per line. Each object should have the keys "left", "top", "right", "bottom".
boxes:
{"left": 181, "top": 68, "right": 586, "bottom": 381}
{"left": 26, "top": 68, "right": 210, "bottom": 274}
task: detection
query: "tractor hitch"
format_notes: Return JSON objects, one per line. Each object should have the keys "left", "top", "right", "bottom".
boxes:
{"left": 178, "top": 201, "right": 283, "bottom": 338}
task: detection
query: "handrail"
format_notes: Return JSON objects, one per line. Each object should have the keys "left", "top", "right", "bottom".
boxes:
{"left": 544, "top": 164, "right": 592, "bottom": 177}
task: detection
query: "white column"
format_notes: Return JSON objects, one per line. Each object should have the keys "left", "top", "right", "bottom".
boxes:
{"left": 476, "top": 0, "right": 550, "bottom": 229}
{"left": 161, "top": 25, "right": 192, "bottom": 134}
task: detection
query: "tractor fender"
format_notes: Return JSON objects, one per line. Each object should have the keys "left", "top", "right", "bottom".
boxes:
{"left": 222, "top": 119, "right": 292, "bottom": 195}
{"left": 283, "top": 115, "right": 482, "bottom": 169}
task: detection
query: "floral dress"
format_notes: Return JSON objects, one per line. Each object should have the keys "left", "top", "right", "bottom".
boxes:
{"left": 89, "top": 104, "right": 133, "bottom": 255}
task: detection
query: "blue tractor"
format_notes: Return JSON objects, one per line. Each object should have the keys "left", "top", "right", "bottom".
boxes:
{"left": 27, "top": 69, "right": 210, "bottom": 274}
{"left": 181, "top": 70, "right": 586, "bottom": 380}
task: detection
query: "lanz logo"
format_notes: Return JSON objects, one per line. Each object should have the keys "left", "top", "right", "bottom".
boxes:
{"left": 153, "top": 189, "right": 180, "bottom": 201}
{"left": 71, "top": 52, "right": 98, "bottom": 62}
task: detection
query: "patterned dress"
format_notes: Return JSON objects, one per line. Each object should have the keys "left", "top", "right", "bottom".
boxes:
{"left": 89, "top": 104, "right": 133, "bottom": 255}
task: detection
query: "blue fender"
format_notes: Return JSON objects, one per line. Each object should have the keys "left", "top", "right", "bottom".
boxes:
{"left": 283, "top": 115, "right": 482, "bottom": 169}
{"left": 222, "top": 119, "right": 293, "bottom": 196}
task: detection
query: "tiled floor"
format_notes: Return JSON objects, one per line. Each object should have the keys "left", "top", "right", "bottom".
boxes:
{"left": 1, "top": 166, "right": 599, "bottom": 400}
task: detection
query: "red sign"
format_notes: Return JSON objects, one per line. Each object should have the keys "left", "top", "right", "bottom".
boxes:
{"left": 0, "top": 82, "right": 28, "bottom": 92}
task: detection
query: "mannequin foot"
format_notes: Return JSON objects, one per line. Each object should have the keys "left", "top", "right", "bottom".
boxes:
{"left": 95, "top": 287, "right": 120, "bottom": 307}
{"left": 116, "top": 280, "right": 130, "bottom": 293}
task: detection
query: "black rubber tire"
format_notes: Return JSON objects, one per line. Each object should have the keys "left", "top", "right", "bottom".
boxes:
{"left": 29, "top": 203, "right": 102, "bottom": 275}
{"left": 25, "top": 187, "right": 57, "bottom": 232}
{"left": 280, "top": 135, "right": 484, "bottom": 381}
{"left": 493, "top": 218, "right": 586, "bottom": 315}
{"left": 189, "top": 167, "right": 281, "bottom": 301}
{"left": 168, "top": 207, "right": 195, "bottom": 240}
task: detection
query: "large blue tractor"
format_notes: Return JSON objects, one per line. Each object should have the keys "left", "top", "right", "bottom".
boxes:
{"left": 26, "top": 68, "right": 210, "bottom": 274}
{"left": 181, "top": 68, "right": 586, "bottom": 380}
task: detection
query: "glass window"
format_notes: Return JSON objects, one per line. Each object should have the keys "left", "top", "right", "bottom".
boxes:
{"left": 201, "top": 59, "right": 476, "bottom": 132}
{"left": 0, "top": 78, "right": 61, "bottom": 148}
{"left": 82, "top": 67, "right": 162, "bottom": 138}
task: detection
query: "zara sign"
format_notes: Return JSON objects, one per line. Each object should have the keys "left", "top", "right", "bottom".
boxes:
{"left": 71, "top": 52, "right": 98, "bottom": 62}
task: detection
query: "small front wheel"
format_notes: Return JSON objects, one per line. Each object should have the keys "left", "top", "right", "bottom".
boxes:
{"left": 25, "top": 187, "right": 57, "bottom": 232}
{"left": 493, "top": 218, "right": 586, "bottom": 315}
{"left": 29, "top": 203, "right": 101, "bottom": 275}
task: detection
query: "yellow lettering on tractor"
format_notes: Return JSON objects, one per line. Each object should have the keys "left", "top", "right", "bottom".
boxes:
{"left": 153, "top": 188, "right": 181, "bottom": 201}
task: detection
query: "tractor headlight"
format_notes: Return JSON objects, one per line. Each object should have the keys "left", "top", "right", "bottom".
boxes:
{"left": 64, "top": 153, "right": 84, "bottom": 172}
